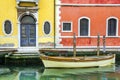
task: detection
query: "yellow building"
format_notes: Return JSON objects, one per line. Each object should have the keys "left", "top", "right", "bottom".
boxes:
{"left": 0, "top": 0, "right": 55, "bottom": 51}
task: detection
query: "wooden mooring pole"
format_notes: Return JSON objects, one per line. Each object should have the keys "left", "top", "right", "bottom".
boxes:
{"left": 103, "top": 35, "right": 106, "bottom": 53}
{"left": 73, "top": 33, "right": 76, "bottom": 57}
{"left": 97, "top": 33, "right": 100, "bottom": 56}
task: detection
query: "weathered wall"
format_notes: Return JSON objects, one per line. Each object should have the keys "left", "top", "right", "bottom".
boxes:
{"left": 38, "top": 0, "right": 54, "bottom": 48}
{"left": 0, "top": 0, "right": 55, "bottom": 48}
{"left": 61, "top": 0, "right": 120, "bottom": 4}
{"left": 60, "top": 6, "right": 120, "bottom": 46}
{"left": 0, "top": 0, "right": 18, "bottom": 48}
{"left": 55, "top": 0, "right": 120, "bottom": 49}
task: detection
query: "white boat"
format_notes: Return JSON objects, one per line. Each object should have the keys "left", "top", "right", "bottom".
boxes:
{"left": 40, "top": 50, "right": 115, "bottom": 68}
{"left": 40, "top": 34, "right": 115, "bottom": 68}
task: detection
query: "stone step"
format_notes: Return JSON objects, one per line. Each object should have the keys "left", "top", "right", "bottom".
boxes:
{"left": 12, "top": 53, "right": 39, "bottom": 56}
{"left": 6, "top": 55, "right": 40, "bottom": 59}
{"left": 5, "top": 52, "right": 40, "bottom": 58}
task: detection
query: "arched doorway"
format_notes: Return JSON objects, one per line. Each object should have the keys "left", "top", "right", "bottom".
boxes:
{"left": 20, "top": 15, "right": 36, "bottom": 47}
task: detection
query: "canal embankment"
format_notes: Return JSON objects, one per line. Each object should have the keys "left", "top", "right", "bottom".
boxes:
{"left": 0, "top": 50, "right": 120, "bottom": 66}
{"left": 4, "top": 51, "right": 43, "bottom": 66}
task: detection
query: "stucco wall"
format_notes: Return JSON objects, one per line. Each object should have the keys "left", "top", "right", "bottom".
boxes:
{"left": 38, "top": 0, "right": 54, "bottom": 48}
{"left": 57, "top": 5, "right": 120, "bottom": 48}
{"left": 0, "top": 0, "right": 18, "bottom": 48}
{"left": 0, "top": 0, "right": 55, "bottom": 48}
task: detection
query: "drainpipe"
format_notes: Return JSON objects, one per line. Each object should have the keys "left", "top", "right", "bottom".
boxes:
{"left": 54, "top": 0, "right": 56, "bottom": 48}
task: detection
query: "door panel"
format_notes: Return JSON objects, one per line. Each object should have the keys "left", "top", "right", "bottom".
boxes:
{"left": 21, "top": 25, "right": 28, "bottom": 46}
{"left": 20, "top": 24, "right": 36, "bottom": 47}
{"left": 29, "top": 25, "right": 36, "bottom": 46}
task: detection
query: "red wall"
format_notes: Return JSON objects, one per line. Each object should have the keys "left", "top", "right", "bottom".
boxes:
{"left": 61, "top": 0, "right": 120, "bottom": 4}
{"left": 60, "top": 6, "right": 120, "bottom": 46}
{"left": 61, "top": 38, "right": 120, "bottom": 46}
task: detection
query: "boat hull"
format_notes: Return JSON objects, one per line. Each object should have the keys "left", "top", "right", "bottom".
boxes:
{"left": 40, "top": 54, "right": 115, "bottom": 68}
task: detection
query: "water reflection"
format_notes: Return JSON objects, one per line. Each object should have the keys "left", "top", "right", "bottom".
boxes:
{"left": 0, "top": 65, "right": 120, "bottom": 80}
{"left": 41, "top": 66, "right": 115, "bottom": 80}
{"left": 18, "top": 71, "right": 39, "bottom": 80}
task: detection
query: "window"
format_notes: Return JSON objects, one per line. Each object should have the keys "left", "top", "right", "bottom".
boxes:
{"left": 21, "top": 15, "right": 36, "bottom": 24}
{"left": 79, "top": 18, "right": 89, "bottom": 36}
{"left": 44, "top": 21, "right": 51, "bottom": 35}
{"left": 4, "top": 20, "right": 12, "bottom": 35}
{"left": 17, "top": 0, "right": 39, "bottom": 3}
{"left": 107, "top": 18, "right": 117, "bottom": 36}
{"left": 62, "top": 22, "right": 72, "bottom": 32}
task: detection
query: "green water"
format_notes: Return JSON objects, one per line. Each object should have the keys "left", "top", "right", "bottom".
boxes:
{"left": 0, "top": 63, "right": 120, "bottom": 80}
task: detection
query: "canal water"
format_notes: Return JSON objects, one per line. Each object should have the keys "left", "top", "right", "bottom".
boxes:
{"left": 0, "top": 61, "right": 120, "bottom": 80}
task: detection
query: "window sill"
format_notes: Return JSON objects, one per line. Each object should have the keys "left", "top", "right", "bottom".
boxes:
{"left": 106, "top": 36, "right": 119, "bottom": 38}
{"left": 77, "top": 36, "right": 91, "bottom": 38}
{"left": 62, "top": 31, "right": 72, "bottom": 32}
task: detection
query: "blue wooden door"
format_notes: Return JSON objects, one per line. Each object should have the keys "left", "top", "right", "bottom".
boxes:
{"left": 20, "top": 24, "right": 36, "bottom": 47}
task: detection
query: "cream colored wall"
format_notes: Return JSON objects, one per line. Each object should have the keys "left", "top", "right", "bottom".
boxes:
{"left": 0, "top": 0, "right": 18, "bottom": 48}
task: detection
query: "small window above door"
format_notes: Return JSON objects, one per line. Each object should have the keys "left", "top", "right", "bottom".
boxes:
{"left": 21, "top": 15, "right": 36, "bottom": 24}
{"left": 16, "top": 0, "right": 39, "bottom": 7}
{"left": 17, "top": 0, "right": 39, "bottom": 3}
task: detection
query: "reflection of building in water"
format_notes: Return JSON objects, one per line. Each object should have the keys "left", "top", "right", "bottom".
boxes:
{"left": 0, "top": 66, "right": 120, "bottom": 80}
{"left": 106, "top": 71, "right": 120, "bottom": 80}
{"left": 1, "top": 0, "right": 120, "bottom": 51}
{"left": 18, "top": 71, "right": 39, "bottom": 80}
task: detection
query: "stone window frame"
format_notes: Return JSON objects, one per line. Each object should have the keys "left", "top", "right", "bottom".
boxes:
{"left": 62, "top": 21, "right": 73, "bottom": 32}
{"left": 106, "top": 17, "right": 118, "bottom": 37}
{"left": 78, "top": 17, "right": 90, "bottom": 37}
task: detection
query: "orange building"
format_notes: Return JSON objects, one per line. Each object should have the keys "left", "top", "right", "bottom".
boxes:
{"left": 55, "top": 0, "right": 120, "bottom": 51}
